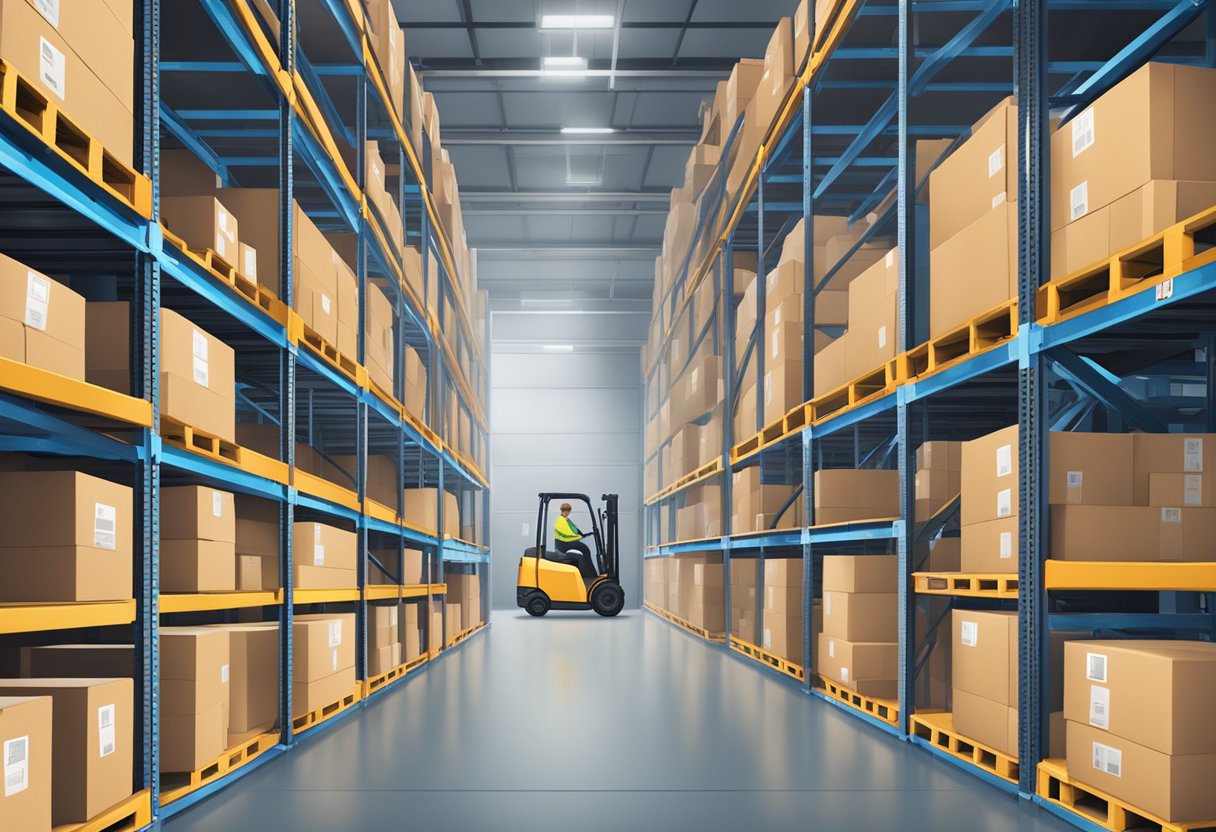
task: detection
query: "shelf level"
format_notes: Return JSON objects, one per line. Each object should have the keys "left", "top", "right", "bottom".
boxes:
{"left": 1045, "top": 561, "right": 1216, "bottom": 592}
{"left": 0, "top": 600, "right": 137, "bottom": 635}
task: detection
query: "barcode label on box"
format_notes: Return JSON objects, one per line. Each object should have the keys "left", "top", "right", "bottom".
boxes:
{"left": 1184, "top": 474, "right": 1203, "bottom": 506}
{"left": 244, "top": 248, "right": 258, "bottom": 281}
{"left": 1155, "top": 279, "right": 1174, "bottom": 301}
{"left": 93, "top": 503, "right": 116, "bottom": 550}
{"left": 996, "top": 488, "right": 1012, "bottom": 518}
{"left": 313, "top": 543, "right": 325, "bottom": 567}
{"left": 1067, "top": 471, "right": 1083, "bottom": 489}
{"left": 988, "top": 147, "right": 1003, "bottom": 178}
{"left": 762, "top": 628, "right": 772, "bottom": 650}
{"left": 192, "top": 330, "right": 209, "bottom": 387}
{"left": 39, "top": 37, "right": 65, "bottom": 100}
{"left": 33, "top": 0, "right": 59, "bottom": 27}
{"left": 331, "top": 649, "right": 338, "bottom": 672}
{"left": 1184, "top": 437, "right": 1203, "bottom": 472}
{"left": 840, "top": 666, "right": 849, "bottom": 682}
{"left": 328, "top": 620, "right": 342, "bottom": 647}
{"left": 3, "top": 736, "right": 28, "bottom": 797}
{"left": 1072, "top": 108, "right": 1095, "bottom": 157}
{"left": 1070, "top": 181, "right": 1089, "bottom": 221}
{"left": 221, "top": 664, "right": 229, "bottom": 684}
{"left": 992, "top": 192, "right": 1004, "bottom": 209}
{"left": 321, "top": 294, "right": 332, "bottom": 314}
{"left": 24, "top": 273, "right": 49, "bottom": 331}
{"left": 1087, "top": 652, "right": 1107, "bottom": 682}
{"left": 996, "top": 444, "right": 1012, "bottom": 477}
{"left": 212, "top": 491, "right": 224, "bottom": 517}
{"left": 1161, "top": 507, "right": 1182, "bottom": 524}
{"left": 1089, "top": 685, "right": 1110, "bottom": 729}
{"left": 877, "top": 326, "right": 887, "bottom": 349}
{"left": 1092, "top": 741, "right": 1121, "bottom": 777}
{"left": 999, "top": 532, "right": 1012, "bottom": 559}
{"left": 961, "top": 621, "right": 978, "bottom": 647}
{"left": 828, "top": 639, "right": 835, "bottom": 658}
{"left": 98, "top": 705, "right": 115, "bottom": 758}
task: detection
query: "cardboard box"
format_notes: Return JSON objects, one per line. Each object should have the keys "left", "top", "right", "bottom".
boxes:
{"left": 0, "top": 679, "right": 133, "bottom": 824}
{"left": 822, "top": 591, "right": 897, "bottom": 642}
{"left": 930, "top": 98, "right": 1017, "bottom": 249}
{"left": 238, "top": 242, "right": 258, "bottom": 283}
{"left": 429, "top": 607, "right": 443, "bottom": 652}
{"left": 291, "top": 522, "right": 357, "bottom": 572}
{"left": 1063, "top": 640, "right": 1216, "bottom": 756}
{"left": 930, "top": 200, "right": 1018, "bottom": 338}
{"left": 763, "top": 557, "right": 802, "bottom": 588}
{"left": 764, "top": 582, "right": 801, "bottom": 616}
{"left": 0, "top": 252, "right": 86, "bottom": 381}
{"left": 161, "top": 539, "right": 237, "bottom": 593}
{"left": 822, "top": 555, "right": 897, "bottom": 594}
{"left": 953, "top": 687, "right": 1017, "bottom": 757}
{"left": 1050, "top": 505, "right": 1216, "bottom": 561}
{"left": 960, "top": 515, "right": 1018, "bottom": 573}
{"left": 917, "top": 441, "right": 963, "bottom": 472}
{"left": 916, "top": 467, "right": 961, "bottom": 522}
{"left": 1049, "top": 432, "right": 1134, "bottom": 506}
{"left": 812, "top": 336, "right": 849, "bottom": 398}
{"left": 161, "top": 486, "right": 235, "bottom": 543}
{"left": 161, "top": 308, "right": 236, "bottom": 441}
{"left": 0, "top": 695, "right": 52, "bottom": 832}
{"left": 162, "top": 196, "right": 239, "bottom": 263}
{"left": 160, "top": 628, "right": 229, "bottom": 725}
{"left": 845, "top": 249, "right": 899, "bottom": 378}
{"left": 1050, "top": 63, "right": 1216, "bottom": 235}
{"left": 205, "top": 624, "right": 278, "bottom": 736}
{"left": 952, "top": 609, "right": 1017, "bottom": 707}
{"left": 403, "top": 603, "right": 422, "bottom": 660}
{"left": 402, "top": 548, "right": 425, "bottom": 584}
{"left": 21, "top": 645, "right": 133, "bottom": 678}
{"left": 235, "top": 498, "right": 279, "bottom": 559}
{"left": 926, "top": 536, "right": 962, "bottom": 571}
{"left": 960, "top": 424, "right": 1019, "bottom": 526}
{"left": 293, "top": 614, "right": 356, "bottom": 684}
{"left": 817, "top": 634, "right": 897, "bottom": 698}
{"left": 762, "top": 610, "right": 803, "bottom": 660}
{"left": 813, "top": 469, "right": 899, "bottom": 525}
{"left": 292, "top": 668, "right": 356, "bottom": 716}
{"left": 1066, "top": 720, "right": 1216, "bottom": 823}
{"left": 1149, "top": 473, "right": 1216, "bottom": 508}
{"left": 446, "top": 602, "right": 462, "bottom": 643}
{"left": 0, "top": 470, "right": 132, "bottom": 602}
{"left": 1132, "top": 434, "right": 1216, "bottom": 505}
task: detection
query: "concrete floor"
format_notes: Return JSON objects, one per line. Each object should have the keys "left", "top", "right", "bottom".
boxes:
{"left": 162, "top": 610, "right": 1075, "bottom": 832}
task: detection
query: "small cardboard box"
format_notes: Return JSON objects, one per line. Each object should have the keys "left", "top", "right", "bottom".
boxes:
{"left": 161, "top": 308, "right": 236, "bottom": 441}
{"left": 292, "top": 668, "right": 355, "bottom": 717}
{"left": 1132, "top": 434, "right": 1216, "bottom": 505}
{"left": 822, "top": 592, "right": 897, "bottom": 642}
{"left": 0, "top": 679, "right": 134, "bottom": 824}
{"left": 813, "top": 469, "right": 900, "bottom": 525}
{"left": 960, "top": 424, "right": 1019, "bottom": 526}
{"left": 162, "top": 196, "right": 239, "bottom": 263}
{"left": 204, "top": 624, "right": 278, "bottom": 736}
{"left": 763, "top": 557, "right": 803, "bottom": 588}
{"left": 161, "top": 486, "right": 236, "bottom": 543}
{"left": 160, "top": 539, "right": 237, "bottom": 593}
{"left": 764, "top": 582, "right": 801, "bottom": 617}
{"left": 812, "top": 335, "right": 850, "bottom": 398}
{"left": 917, "top": 441, "right": 963, "bottom": 472}
{"left": 237, "top": 554, "right": 278, "bottom": 591}
{"left": 1049, "top": 432, "right": 1134, "bottom": 506}
{"left": 291, "top": 522, "right": 357, "bottom": 572}
{"left": 929, "top": 200, "right": 1017, "bottom": 338}
{"left": 821, "top": 555, "right": 897, "bottom": 594}
{"left": 817, "top": 634, "right": 898, "bottom": 698}
{"left": 403, "top": 548, "right": 426, "bottom": 585}
{"left": 0, "top": 695, "right": 52, "bottom": 832}
{"left": 292, "top": 614, "right": 356, "bottom": 683}
{"left": 160, "top": 628, "right": 230, "bottom": 722}
{"left": 161, "top": 704, "right": 224, "bottom": 773}
{"left": 953, "top": 687, "right": 1017, "bottom": 757}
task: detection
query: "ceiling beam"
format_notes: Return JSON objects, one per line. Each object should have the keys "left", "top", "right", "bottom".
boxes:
{"left": 477, "top": 245, "right": 661, "bottom": 256}
{"left": 400, "top": 20, "right": 779, "bottom": 29}
{"left": 417, "top": 68, "right": 725, "bottom": 79}
{"left": 438, "top": 130, "right": 698, "bottom": 146}
{"left": 460, "top": 191, "right": 672, "bottom": 204}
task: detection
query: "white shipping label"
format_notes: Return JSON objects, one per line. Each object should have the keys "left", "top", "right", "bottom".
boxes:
{"left": 961, "top": 620, "right": 978, "bottom": 648}
{"left": 1161, "top": 507, "right": 1182, "bottom": 524}
{"left": 1089, "top": 685, "right": 1110, "bottom": 729}
{"left": 824, "top": 594, "right": 831, "bottom": 615}
{"left": 244, "top": 249, "right": 258, "bottom": 281}
{"left": 828, "top": 639, "right": 835, "bottom": 658}
{"left": 1086, "top": 652, "right": 1108, "bottom": 683}
{"left": 999, "top": 532, "right": 1013, "bottom": 559}
{"left": 992, "top": 192, "right": 1005, "bottom": 209}
{"left": 314, "top": 524, "right": 322, "bottom": 542}
{"left": 1185, "top": 474, "right": 1203, "bottom": 506}
{"left": 313, "top": 543, "right": 325, "bottom": 567}
{"left": 773, "top": 307, "right": 782, "bottom": 326}
{"left": 98, "top": 705, "right": 116, "bottom": 758}
{"left": 1072, "top": 108, "right": 1095, "bottom": 158}
{"left": 390, "top": 607, "right": 398, "bottom": 626}
{"left": 221, "top": 664, "right": 229, "bottom": 684}
{"left": 764, "top": 377, "right": 773, "bottom": 406}
{"left": 1070, "top": 181, "right": 1089, "bottom": 221}
{"left": 331, "top": 649, "right": 338, "bottom": 672}
{"left": 328, "top": 620, "right": 342, "bottom": 647}
{"left": 996, "top": 444, "right": 1012, "bottom": 477}
{"left": 772, "top": 332, "right": 780, "bottom": 359}
{"left": 33, "top": 0, "right": 59, "bottom": 27}
{"left": 996, "top": 488, "right": 1013, "bottom": 519}
{"left": 3, "top": 736, "right": 28, "bottom": 797}
{"left": 1091, "top": 742, "right": 1122, "bottom": 777}
{"left": 39, "top": 37, "right": 65, "bottom": 100}
{"left": 763, "top": 628, "right": 772, "bottom": 650}
{"left": 24, "top": 273, "right": 50, "bottom": 331}
{"left": 877, "top": 326, "right": 887, "bottom": 349}
{"left": 885, "top": 250, "right": 894, "bottom": 268}
{"left": 321, "top": 294, "right": 332, "bottom": 314}
{"left": 988, "top": 147, "right": 1003, "bottom": 178}
{"left": 93, "top": 503, "right": 117, "bottom": 550}
{"left": 1184, "top": 437, "right": 1204, "bottom": 472}
{"left": 1067, "top": 471, "right": 1083, "bottom": 489}
{"left": 840, "top": 666, "right": 849, "bottom": 682}
{"left": 218, "top": 208, "right": 230, "bottom": 235}
{"left": 212, "top": 491, "right": 224, "bottom": 517}
{"left": 192, "top": 330, "right": 209, "bottom": 387}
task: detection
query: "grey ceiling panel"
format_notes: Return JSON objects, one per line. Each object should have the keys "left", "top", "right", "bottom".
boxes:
{"left": 630, "top": 212, "right": 667, "bottom": 241}
{"left": 600, "top": 148, "right": 648, "bottom": 191}
{"left": 692, "top": 0, "right": 796, "bottom": 22}
{"left": 642, "top": 145, "right": 690, "bottom": 188}
{"left": 678, "top": 26, "right": 770, "bottom": 58}
{"left": 392, "top": 0, "right": 461, "bottom": 23}
{"left": 476, "top": 27, "right": 545, "bottom": 60}
{"left": 623, "top": 0, "right": 695, "bottom": 23}
{"left": 615, "top": 28, "right": 683, "bottom": 59}
{"left": 431, "top": 91, "right": 503, "bottom": 126}
{"left": 468, "top": 0, "right": 535, "bottom": 23}
{"left": 500, "top": 92, "right": 616, "bottom": 130}
{"left": 445, "top": 145, "right": 513, "bottom": 188}
{"left": 406, "top": 28, "right": 476, "bottom": 58}
{"left": 628, "top": 91, "right": 704, "bottom": 127}
{"left": 464, "top": 213, "right": 528, "bottom": 240}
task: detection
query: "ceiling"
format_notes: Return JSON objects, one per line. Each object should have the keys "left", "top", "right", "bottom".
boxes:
{"left": 393, "top": 0, "right": 794, "bottom": 329}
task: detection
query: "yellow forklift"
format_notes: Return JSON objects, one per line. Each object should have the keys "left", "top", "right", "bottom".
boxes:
{"left": 516, "top": 492, "right": 625, "bottom": 617}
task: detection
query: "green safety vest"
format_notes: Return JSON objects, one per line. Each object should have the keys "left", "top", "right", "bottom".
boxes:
{"left": 555, "top": 515, "right": 582, "bottom": 542}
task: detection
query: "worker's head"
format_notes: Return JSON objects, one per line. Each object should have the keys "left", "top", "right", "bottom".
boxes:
{"left": 560, "top": 502, "right": 572, "bottom": 516}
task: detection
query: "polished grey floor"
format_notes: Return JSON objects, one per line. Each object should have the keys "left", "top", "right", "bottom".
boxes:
{"left": 162, "top": 611, "right": 1075, "bottom": 831}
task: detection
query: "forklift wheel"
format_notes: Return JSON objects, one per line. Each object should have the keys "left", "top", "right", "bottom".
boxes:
{"left": 525, "top": 594, "right": 550, "bottom": 617}
{"left": 590, "top": 582, "right": 625, "bottom": 617}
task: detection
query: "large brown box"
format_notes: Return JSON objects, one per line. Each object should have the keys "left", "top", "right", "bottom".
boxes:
{"left": 160, "top": 627, "right": 230, "bottom": 770}
{"left": 1066, "top": 720, "right": 1216, "bottom": 823}
{"left": 844, "top": 249, "right": 899, "bottom": 380}
{"left": 929, "top": 200, "right": 1017, "bottom": 338}
{"left": 1050, "top": 505, "right": 1216, "bottom": 562}
{"left": 0, "top": 679, "right": 133, "bottom": 824}
{"left": 429, "top": 608, "right": 443, "bottom": 652}
{"left": 1063, "top": 640, "right": 1216, "bottom": 756}
{"left": 160, "top": 308, "right": 236, "bottom": 441}
{"left": 161, "top": 486, "right": 235, "bottom": 543}
{"left": 1150, "top": 473, "right": 1216, "bottom": 508}
{"left": 293, "top": 614, "right": 355, "bottom": 683}
{"left": 953, "top": 687, "right": 1018, "bottom": 757}
{"left": 822, "top": 592, "right": 897, "bottom": 642}
{"left": 0, "top": 470, "right": 132, "bottom": 602}
{"left": 446, "top": 603, "right": 463, "bottom": 642}
{"left": 762, "top": 610, "right": 803, "bottom": 661}
{"left": 817, "top": 634, "right": 898, "bottom": 698}
{"left": 960, "top": 424, "right": 1019, "bottom": 527}
{"left": 952, "top": 609, "right": 1017, "bottom": 707}
{"left": 1132, "top": 434, "right": 1216, "bottom": 505}
{"left": 162, "top": 196, "right": 239, "bottom": 264}
{"left": 403, "top": 603, "right": 422, "bottom": 661}
{"left": 0, "top": 252, "right": 86, "bottom": 380}
{"left": 960, "top": 515, "right": 1018, "bottom": 573}
{"left": 916, "top": 466, "right": 961, "bottom": 522}
{"left": 763, "top": 557, "right": 803, "bottom": 588}
{"left": 160, "top": 539, "right": 236, "bottom": 593}
{"left": 0, "top": 695, "right": 52, "bottom": 832}
{"left": 930, "top": 98, "right": 1017, "bottom": 249}
{"left": 403, "top": 548, "right": 425, "bottom": 584}
{"left": 821, "top": 554, "right": 897, "bottom": 593}
{"left": 763, "top": 582, "right": 800, "bottom": 617}
{"left": 1050, "top": 63, "right": 1216, "bottom": 234}
{"left": 291, "top": 522, "right": 357, "bottom": 573}
{"left": 292, "top": 668, "right": 355, "bottom": 716}
{"left": 813, "top": 469, "right": 899, "bottom": 525}
{"left": 235, "top": 497, "right": 279, "bottom": 559}
{"left": 204, "top": 624, "right": 278, "bottom": 736}
{"left": 22, "top": 645, "right": 133, "bottom": 679}
{"left": 1049, "top": 432, "right": 1134, "bottom": 506}
{"left": 917, "top": 440, "right": 963, "bottom": 472}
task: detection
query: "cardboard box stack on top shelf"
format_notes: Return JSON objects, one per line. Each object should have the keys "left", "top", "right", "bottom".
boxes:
{"left": 818, "top": 556, "right": 898, "bottom": 698}
{"left": 292, "top": 521, "right": 358, "bottom": 590}
{"left": 1062, "top": 640, "right": 1216, "bottom": 823}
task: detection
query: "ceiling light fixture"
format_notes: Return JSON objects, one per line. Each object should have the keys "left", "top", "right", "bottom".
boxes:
{"left": 543, "top": 56, "right": 588, "bottom": 68}
{"left": 520, "top": 297, "right": 574, "bottom": 306}
{"left": 561, "top": 127, "right": 615, "bottom": 135}
{"left": 543, "top": 344, "right": 576, "bottom": 352}
{"left": 540, "top": 14, "right": 614, "bottom": 29}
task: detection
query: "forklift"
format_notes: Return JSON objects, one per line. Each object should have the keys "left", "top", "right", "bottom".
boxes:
{"left": 516, "top": 492, "right": 625, "bottom": 617}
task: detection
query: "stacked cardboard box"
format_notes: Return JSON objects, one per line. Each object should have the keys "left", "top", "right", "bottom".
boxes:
{"left": 162, "top": 195, "right": 240, "bottom": 267}
{"left": 235, "top": 497, "right": 279, "bottom": 591}
{"left": 731, "top": 558, "right": 758, "bottom": 642}
{"left": 685, "top": 559, "right": 724, "bottom": 633}
{"left": 368, "top": 604, "right": 401, "bottom": 676}
{"left": 731, "top": 467, "right": 801, "bottom": 533}
{"left": 0, "top": 678, "right": 133, "bottom": 825}
{"left": 204, "top": 624, "right": 277, "bottom": 741}
{"left": 818, "top": 556, "right": 897, "bottom": 697}
{"left": 446, "top": 572, "right": 482, "bottom": 631}
{"left": 365, "top": 281, "right": 395, "bottom": 394}
{"left": 0, "top": 694, "right": 52, "bottom": 831}
{"left": 959, "top": 426, "right": 1019, "bottom": 573}
{"left": 1063, "top": 640, "right": 1216, "bottom": 822}
{"left": 915, "top": 441, "right": 962, "bottom": 523}
{"left": 761, "top": 558, "right": 802, "bottom": 662}
{"left": 404, "top": 345, "right": 427, "bottom": 419}
{"left": 1050, "top": 63, "right": 1216, "bottom": 280}
{"left": 364, "top": 142, "right": 403, "bottom": 255}
{"left": 644, "top": 557, "right": 666, "bottom": 609}
{"left": 813, "top": 469, "right": 899, "bottom": 526}
{"left": 0, "top": 252, "right": 86, "bottom": 381}
{"left": 0, "top": 470, "right": 133, "bottom": 602}
{"left": 161, "top": 486, "right": 236, "bottom": 593}
{"left": 292, "top": 522, "right": 357, "bottom": 589}
{"left": 403, "top": 488, "right": 459, "bottom": 538}
{"left": 445, "top": 601, "right": 462, "bottom": 644}
{"left": 292, "top": 614, "right": 356, "bottom": 716}
{"left": 160, "top": 627, "right": 230, "bottom": 772}
{"left": 675, "top": 483, "right": 722, "bottom": 541}
{"left": 403, "top": 602, "right": 423, "bottom": 661}
{"left": 429, "top": 599, "right": 444, "bottom": 653}
{"left": 21, "top": 645, "right": 133, "bottom": 679}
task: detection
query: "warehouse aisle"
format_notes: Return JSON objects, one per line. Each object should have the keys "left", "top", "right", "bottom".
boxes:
{"left": 162, "top": 612, "right": 1072, "bottom": 832}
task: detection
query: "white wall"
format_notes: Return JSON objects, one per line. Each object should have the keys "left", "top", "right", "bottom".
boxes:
{"left": 489, "top": 311, "right": 646, "bottom": 609}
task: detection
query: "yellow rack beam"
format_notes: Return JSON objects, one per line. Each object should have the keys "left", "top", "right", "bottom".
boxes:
{"left": 0, "top": 357, "right": 152, "bottom": 427}
{"left": 160, "top": 591, "right": 282, "bottom": 613}
{"left": 0, "top": 600, "right": 136, "bottom": 635}
{"left": 1045, "top": 560, "right": 1216, "bottom": 592}
{"left": 292, "top": 588, "right": 360, "bottom": 605}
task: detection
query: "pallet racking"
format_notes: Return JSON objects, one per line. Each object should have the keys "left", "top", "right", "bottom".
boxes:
{"left": 642, "top": 1, "right": 1216, "bottom": 830}
{"left": 0, "top": 0, "right": 490, "bottom": 827}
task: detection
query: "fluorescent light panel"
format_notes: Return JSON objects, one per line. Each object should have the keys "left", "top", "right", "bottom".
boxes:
{"left": 543, "top": 56, "right": 588, "bottom": 68}
{"left": 540, "top": 14, "right": 614, "bottom": 29}
{"left": 543, "top": 344, "right": 575, "bottom": 351}
{"left": 561, "top": 127, "right": 614, "bottom": 134}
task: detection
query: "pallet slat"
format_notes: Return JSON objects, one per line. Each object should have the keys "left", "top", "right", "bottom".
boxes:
{"left": 1037, "top": 759, "right": 1216, "bottom": 832}
{"left": 818, "top": 676, "right": 900, "bottom": 727}
{"left": 911, "top": 712, "right": 1019, "bottom": 785}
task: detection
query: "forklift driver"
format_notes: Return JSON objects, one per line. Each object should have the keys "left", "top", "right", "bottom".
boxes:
{"left": 554, "top": 502, "right": 594, "bottom": 576}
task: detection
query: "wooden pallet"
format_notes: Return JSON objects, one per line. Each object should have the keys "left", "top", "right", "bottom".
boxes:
{"left": 811, "top": 358, "right": 901, "bottom": 424}
{"left": 160, "top": 731, "right": 279, "bottom": 805}
{"left": 732, "top": 402, "right": 812, "bottom": 463}
{"left": 646, "top": 601, "right": 726, "bottom": 643}
{"left": 911, "top": 711, "right": 1018, "bottom": 784}
{"left": 728, "top": 635, "right": 805, "bottom": 682}
{"left": 363, "top": 663, "right": 406, "bottom": 697}
{"left": 1038, "top": 203, "right": 1216, "bottom": 325}
{"left": 646, "top": 457, "right": 723, "bottom": 503}
{"left": 55, "top": 789, "right": 152, "bottom": 832}
{"left": 292, "top": 688, "right": 361, "bottom": 733}
{"left": 901, "top": 299, "right": 1019, "bottom": 383}
{"left": 0, "top": 58, "right": 151, "bottom": 217}
{"left": 818, "top": 676, "right": 900, "bottom": 727}
{"left": 162, "top": 226, "right": 289, "bottom": 325}
{"left": 289, "top": 312, "right": 366, "bottom": 387}
{"left": 160, "top": 416, "right": 291, "bottom": 484}
{"left": 1037, "top": 758, "right": 1216, "bottom": 832}
{"left": 913, "top": 571, "right": 1019, "bottom": 599}
{"left": 450, "top": 621, "right": 486, "bottom": 646}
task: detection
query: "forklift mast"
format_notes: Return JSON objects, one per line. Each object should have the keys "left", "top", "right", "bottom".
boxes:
{"left": 601, "top": 493, "right": 619, "bottom": 581}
